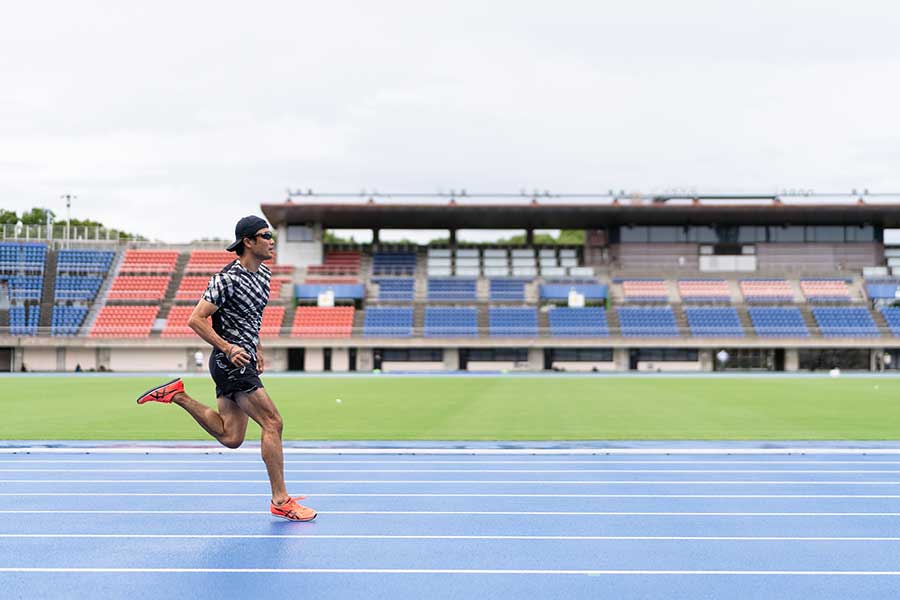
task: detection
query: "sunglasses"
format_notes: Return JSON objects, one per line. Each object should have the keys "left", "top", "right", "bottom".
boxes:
{"left": 250, "top": 232, "right": 274, "bottom": 240}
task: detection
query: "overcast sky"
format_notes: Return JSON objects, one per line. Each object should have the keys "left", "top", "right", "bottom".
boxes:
{"left": 2, "top": 1, "right": 900, "bottom": 242}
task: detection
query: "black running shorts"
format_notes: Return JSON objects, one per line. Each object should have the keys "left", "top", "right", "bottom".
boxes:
{"left": 209, "top": 349, "right": 263, "bottom": 399}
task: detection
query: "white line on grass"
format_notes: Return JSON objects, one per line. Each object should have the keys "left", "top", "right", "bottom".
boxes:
{"left": 4, "top": 492, "right": 900, "bottom": 498}
{"left": 5, "top": 448, "right": 900, "bottom": 455}
{"left": 1, "top": 567, "right": 900, "bottom": 576}
{"left": 2, "top": 533, "right": 900, "bottom": 541}
{"left": 5, "top": 468, "right": 900, "bottom": 474}
{"left": 4, "top": 479, "right": 900, "bottom": 485}
{"left": 1, "top": 510, "right": 899, "bottom": 516}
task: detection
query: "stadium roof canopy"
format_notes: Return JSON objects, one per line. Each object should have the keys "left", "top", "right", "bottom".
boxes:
{"left": 261, "top": 193, "right": 900, "bottom": 229}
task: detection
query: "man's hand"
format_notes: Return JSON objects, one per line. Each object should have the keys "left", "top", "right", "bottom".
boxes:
{"left": 226, "top": 344, "right": 251, "bottom": 367}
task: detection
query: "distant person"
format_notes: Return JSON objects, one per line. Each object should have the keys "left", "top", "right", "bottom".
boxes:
{"left": 75, "top": 363, "right": 82, "bottom": 373}
{"left": 136, "top": 216, "right": 315, "bottom": 522}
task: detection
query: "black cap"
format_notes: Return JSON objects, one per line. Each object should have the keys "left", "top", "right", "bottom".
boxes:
{"left": 226, "top": 215, "right": 270, "bottom": 252}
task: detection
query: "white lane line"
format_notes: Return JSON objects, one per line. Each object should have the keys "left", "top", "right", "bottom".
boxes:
{"left": 4, "top": 479, "right": 900, "bottom": 485}
{"left": 2, "top": 533, "right": 900, "bottom": 541}
{"left": 4, "top": 492, "right": 900, "bottom": 500}
{"left": 6, "top": 468, "right": 900, "bottom": 474}
{"left": 6, "top": 460, "right": 900, "bottom": 466}
{"left": 2, "top": 567, "right": 900, "bottom": 576}
{"left": 5, "top": 448, "right": 900, "bottom": 455}
{"left": 1, "top": 510, "right": 900, "bottom": 516}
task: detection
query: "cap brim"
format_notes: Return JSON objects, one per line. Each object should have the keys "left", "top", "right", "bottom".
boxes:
{"left": 226, "top": 239, "right": 242, "bottom": 252}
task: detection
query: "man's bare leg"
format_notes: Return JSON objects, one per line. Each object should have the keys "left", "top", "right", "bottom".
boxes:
{"left": 234, "top": 388, "right": 288, "bottom": 502}
{"left": 173, "top": 392, "right": 249, "bottom": 449}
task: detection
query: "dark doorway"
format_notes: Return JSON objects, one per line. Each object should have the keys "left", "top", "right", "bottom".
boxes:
{"left": 323, "top": 348, "right": 332, "bottom": 372}
{"left": 0, "top": 348, "right": 11, "bottom": 372}
{"left": 349, "top": 348, "right": 357, "bottom": 372}
{"left": 774, "top": 348, "right": 785, "bottom": 371}
{"left": 287, "top": 348, "right": 304, "bottom": 371}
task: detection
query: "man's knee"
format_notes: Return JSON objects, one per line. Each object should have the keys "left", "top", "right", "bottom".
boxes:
{"left": 220, "top": 433, "right": 245, "bottom": 449}
{"left": 262, "top": 413, "right": 283, "bottom": 435}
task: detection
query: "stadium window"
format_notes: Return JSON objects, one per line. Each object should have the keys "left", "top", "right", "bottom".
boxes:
{"left": 806, "top": 226, "right": 844, "bottom": 242}
{"left": 768, "top": 226, "right": 804, "bottom": 243}
{"left": 466, "top": 348, "right": 528, "bottom": 362}
{"left": 687, "top": 226, "right": 718, "bottom": 243}
{"left": 636, "top": 348, "right": 698, "bottom": 362}
{"left": 737, "top": 226, "right": 766, "bottom": 243}
{"left": 382, "top": 349, "right": 443, "bottom": 362}
{"left": 551, "top": 348, "right": 613, "bottom": 362}
{"left": 648, "top": 227, "right": 686, "bottom": 243}
{"left": 620, "top": 227, "right": 649, "bottom": 243}
{"left": 845, "top": 225, "right": 874, "bottom": 242}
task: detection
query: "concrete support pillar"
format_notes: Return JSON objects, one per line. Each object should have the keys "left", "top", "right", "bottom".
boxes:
{"left": 268, "top": 348, "right": 288, "bottom": 372}
{"left": 871, "top": 349, "right": 884, "bottom": 372}
{"left": 784, "top": 348, "right": 799, "bottom": 372}
{"left": 331, "top": 348, "right": 349, "bottom": 372}
{"left": 526, "top": 229, "right": 534, "bottom": 245}
{"left": 373, "top": 229, "right": 380, "bottom": 244}
{"left": 357, "top": 348, "right": 374, "bottom": 371}
{"left": 305, "top": 348, "right": 324, "bottom": 372}
{"left": 527, "top": 347, "right": 544, "bottom": 371}
{"left": 444, "top": 348, "right": 459, "bottom": 371}
{"left": 12, "top": 348, "right": 23, "bottom": 372}
{"left": 449, "top": 230, "right": 457, "bottom": 247}
{"left": 56, "top": 347, "right": 65, "bottom": 372}
{"left": 96, "top": 348, "right": 111, "bottom": 371}
{"left": 614, "top": 348, "right": 630, "bottom": 371}
{"left": 699, "top": 349, "right": 714, "bottom": 372}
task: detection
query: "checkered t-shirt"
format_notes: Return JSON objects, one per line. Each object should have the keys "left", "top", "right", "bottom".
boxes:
{"left": 202, "top": 260, "right": 271, "bottom": 361}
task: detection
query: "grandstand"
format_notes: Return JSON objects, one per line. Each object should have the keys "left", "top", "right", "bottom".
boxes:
{"left": 3, "top": 192, "right": 900, "bottom": 372}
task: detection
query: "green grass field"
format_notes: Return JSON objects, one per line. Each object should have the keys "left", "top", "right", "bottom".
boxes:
{"left": 3, "top": 375, "right": 900, "bottom": 441}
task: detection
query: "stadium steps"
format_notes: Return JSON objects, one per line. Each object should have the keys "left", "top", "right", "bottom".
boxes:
{"left": 537, "top": 307, "right": 550, "bottom": 335}
{"left": 352, "top": 308, "right": 366, "bottom": 335}
{"left": 847, "top": 276, "right": 867, "bottom": 303}
{"left": 665, "top": 279, "right": 681, "bottom": 303}
{"left": 477, "top": 305, "right": 489, "bottom": 337}
{"left": 413, "top": 302, "right": 425, "bottom": 336}
{"left": 414, "top": 247, "right": 428, "bottom": 299}
{"left": 799, "top": 306, "right": 821, "bottom": 337}
{"left": 871, "top": 308, "right": 891, "bottom": 336}
{"left": 0, "top": 308, "right": 8, "bottom": 331}
{"left": 80, "top": 246, "right": 126, "bottom": 334}
{"left": 605, "top": 304, "right": 621, "bottom": 335}
{"left": 164, "top": 253, "right": 191, "bottom": 303}
{"left": 476, "top": 277, "right": 489, "bottom": 302}
{"left": 727, "top": 280, "right": 744, "bottom": 303}
{"left": 281, "top": 304, "right": 297, "bottom": 332}
{"left": 38, "top": 249, "right": 58, "bottom": 329}
{"left": 671, "top": 304, "right": 689, "bottom": 335}
{"left": 788, "top": 279, "right": 806, "bottom": 303}
{"left": 525, "top": 279, "right": 540, "bottom": 303}
{"left": 736, "top": 306, "right": 755, "bottom": 337}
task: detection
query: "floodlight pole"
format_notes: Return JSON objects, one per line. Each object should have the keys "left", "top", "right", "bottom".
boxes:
{"left": 61, "top": 194, "right": 75, "bottom": 246}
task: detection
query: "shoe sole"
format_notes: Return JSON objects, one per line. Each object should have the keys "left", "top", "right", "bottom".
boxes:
{"left": 271, "top": 512, "right": 317, "bottom": 522}
{"left": 136, "top": 378, "right": 181, "bottom": 404}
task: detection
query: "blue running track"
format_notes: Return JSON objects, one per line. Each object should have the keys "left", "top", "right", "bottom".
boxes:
{"left": 3, "top": 448, "right": 900, "bottom": 599}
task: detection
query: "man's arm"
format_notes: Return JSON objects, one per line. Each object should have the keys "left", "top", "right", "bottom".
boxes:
{"left": 188, "top": 300, "right": 250, "bottom": 367}
{"left": 257, "top": 339, "right": 265, "bottom": 374}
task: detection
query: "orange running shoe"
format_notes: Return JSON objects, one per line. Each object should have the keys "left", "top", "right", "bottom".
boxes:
{"left": 271, "top": 495, "right": 317, "bottom": 521}
{"left": 136, "top": 378, "right": 185, "bottom": 405}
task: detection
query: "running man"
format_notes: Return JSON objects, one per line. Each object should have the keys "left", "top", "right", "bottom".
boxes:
{"left": 136, "top": 215, "right": 316, "bottom": 522}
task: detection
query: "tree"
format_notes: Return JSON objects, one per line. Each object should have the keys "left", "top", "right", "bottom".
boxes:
{"left": 0, "top": 209, "right": 18, "bottom": 224}
{"left": 19, "top": 207, "right": 55, "bottom": 225}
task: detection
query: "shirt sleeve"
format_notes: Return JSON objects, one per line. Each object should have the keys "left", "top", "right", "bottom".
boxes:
{"left": 202, "top": 273, "right": 233, "bottom": 307}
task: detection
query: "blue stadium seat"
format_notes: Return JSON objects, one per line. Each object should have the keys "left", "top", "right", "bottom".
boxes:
{"left": 56, "top": 249, "right": 114, "bottom": 273}
{"left": 489, "top": 279, "right": 526, "bottom": 301}
{"left": 372, "top": 252, "right": 416, "bottom": 276}
{"left": 812, "top": 307, "right": 878, "bottom": 337}
{"left": 617, "top": 306, "right": 679, "bottom": 337}
{"left": 54, "top": 276, "right": 103, "bottom": 301}
{"left": 427, "top": 279, "right": 477, "bottom": 301}
{"left": 424, "top": 307, "right": 478, "bottom": 337}
{"left": 748, "top": 307, "right": 809, "bottom": 337}
{"left": 8, "top": 276, "right": 42, "bottom": 301}
{"left": 0, "top": 243, "right": 46, "bottom": 273}
{"left": 9, "top": 305, "right": 39, "bottom": 336}
{"left": 685, "top": 307, "right": 744, "bottom": 337}
{"left": 363, "top": 306, "right": 414, "bottom": 337}
{"left": 51, "top": 305, "right": 88, "bottom": 336}
{"left": 881, "top": 307, "right": 900, "bottom": 336}
{"left": 539, "top": 284, "right": 607, "bottom": 301}
{"left": 374, "top": 278, "right": 415, "bottom": 301}
{"left": 489, "top": 307, "right": 538, "bottom": 337}
{"left": 547, "top": 307, "right": 609, "bottom": 337}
